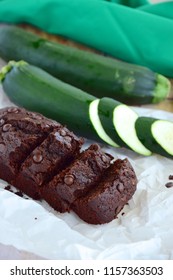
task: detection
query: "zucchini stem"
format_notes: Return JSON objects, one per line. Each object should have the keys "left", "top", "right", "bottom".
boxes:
{"left": 0, "top": 60, "right": 28, "bottom": 82}
{"left": 153, "top": 74, "right": 171, "bottom": 103}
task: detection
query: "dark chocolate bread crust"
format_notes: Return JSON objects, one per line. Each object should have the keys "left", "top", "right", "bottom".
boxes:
{"left": 0, "top": 106, "right": 137, "bottom": 224}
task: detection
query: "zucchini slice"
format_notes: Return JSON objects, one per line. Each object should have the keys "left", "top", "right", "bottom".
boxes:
{"left": 98, "top": 97, "right": 127, "bottom": 147}
{"left": 89, "top": 99, "right": 119, "bottom": 147}
{"left": 98, "top": 97, "right": 151, "bottom": 156}
{"left": 113, "top": 104, "right": 151, "bottom": 156}
{"left": 136, "top": 117, "right": 173, "bottom": 158}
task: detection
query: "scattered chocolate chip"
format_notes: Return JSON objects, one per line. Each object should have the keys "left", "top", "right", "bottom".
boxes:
{"left": 0, "top": 119, "right": 5, "bottom": 127}
{"left": 2, "top": 123, "right": 12, "bottom": 132}
{"left": 64, "top": 174, "right": 74, "bottom": 185}
{"left": 5, "top": 185, "right": 23, "bottom": 197}
{"left": 4, "top": 185, "right": 11, "bottom": 191}
{"left": 15, "top": 191, "right": 23, "bottom": 197}
{"left": 121, "top": 212, "right": 125, "bottom": 216}
{"left": 34, "top": 217, "right": 37, "bottom": 220}
{"left": 33, "top": 152, "right": 43, "bottom": 163}
{"left": 165, "top": 182, "right": 173, "bottom": 188}
{"left": 169, "top": 175, "right": 173, "bottom": 180}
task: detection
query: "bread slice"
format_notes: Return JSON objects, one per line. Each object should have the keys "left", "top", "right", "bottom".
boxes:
{"left": 41, "top": 144, "right": 113, "bottom": 212}
{"left": 15, "top": 127, "right": 83, "bottom": 199}
{"left": 72, "top": 158, "right": 137, "bottom": 224}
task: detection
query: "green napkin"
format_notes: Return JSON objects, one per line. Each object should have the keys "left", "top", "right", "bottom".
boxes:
{"left": 116, "top": 0, "right": 150, "bottom": 7}
{"left": 0, "top": 0, "right": 173, "bottom": 77}
{"left": 138, "top": 2, "right": 173, "bottom": 19}
{"left": 106, "top": 0, "right": 150, "bottom": 7}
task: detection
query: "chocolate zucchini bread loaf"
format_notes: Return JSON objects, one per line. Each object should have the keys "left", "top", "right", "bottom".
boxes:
{"left": 0, "top": 106, "right": 137, "bottom": 224}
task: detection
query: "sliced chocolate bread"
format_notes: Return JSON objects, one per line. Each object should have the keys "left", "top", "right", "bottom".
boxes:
{"left": 15, "top": 127, "right": 83, "bottom": 199}
{"left": 72, "top": 158, "right": 137, "bottom": 224}
{"left": 41, "top": 144, "right": 113, "bottom": 212}
{"left": 0, "top": 107, "right": 137, "bottom": 224}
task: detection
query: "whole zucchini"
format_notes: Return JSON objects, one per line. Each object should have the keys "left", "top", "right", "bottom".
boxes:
{"left": 1, "top": 60, "right": 173, "bottom": 159}
{"left": 0, "top": 25, "right": 170, "bottom": 105}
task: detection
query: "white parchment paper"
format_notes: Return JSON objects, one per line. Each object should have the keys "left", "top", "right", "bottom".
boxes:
{"left": 0, "top": 58, "right": 173, "bottom": 260}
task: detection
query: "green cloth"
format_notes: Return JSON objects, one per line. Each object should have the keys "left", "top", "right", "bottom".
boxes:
{"left": 106, "top": 0, "right": 150, "bottom": 7}
{"left": 0, "top": 0, "right": 173, "bottom": 77}
{"left": 107, "top": 0, "right": 150, "bottom": 8}
{"left": 138, "top": 2, "right": 173, "bottom": 19}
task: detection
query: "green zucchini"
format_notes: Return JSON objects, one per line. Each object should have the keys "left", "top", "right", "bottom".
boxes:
{"left": 0, "top": 60, "right": 98, "bottom": 141}
{"left": 0, "top": 25, "right": 170, "bottom": 105}
{"left": 1, "top": 60, "right": 173, "bottom": 158}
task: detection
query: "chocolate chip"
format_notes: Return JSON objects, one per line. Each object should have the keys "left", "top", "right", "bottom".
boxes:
{"left": 36, "top": 115, "right": 43, "bottom": 120}
{"left": 117, "top": 183, "right": 124, "bottom": 193}
{"left": 64, "top": 136, "right": 72, "bottom": 142}
{"left": 64, "top": 136, "right": 72, "bottom": 149}
{"left": 169, "top": 175, "right": 173, "bottom": 180}
{"left": 64, "top": 174, "right": 74, "bottom": 185}
{"left": 101, "top": 155, "right": 108, "bottom": 163}
{"left": 121, "top": 195, "right": 127, "bottom": 202}
{"left": 45, "top": 124, "right": 50, "bottom": 128}
{"left": 165, "top": 182, "right": 173, "bottom": 188}
{"left": 115, "top": 205, "right": 122, "bottom": 215}
{"left": 60, "top": 129, "right": 66, "bottom": 136}
{"left": 15, "top": 191, "right": 23, "bottom": 197}
{"left": 7, "top": 107, "right": 18, "bottom": 113}
{"left": 4, "top": 185, "right": 11, "bottom": 191}
{"left": 123, "top": 169, "right": 129, "bottom": 177}
{"left": 132, "top": 180, "right": 136, "bottom": 186}
{"left": 2, "top": 123, "right": 12, "bottom": 132}
{"left": 0, "top": 119, "right": 5, "bottom": 127}
{"left": 0, "top": 143, "right": 5, "bottom": 153}
{"left": 30, "top": 112, "right": 42, "bottom": 120}
{"left": 33, "top": 152, "right": 43, "bottom": 163}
